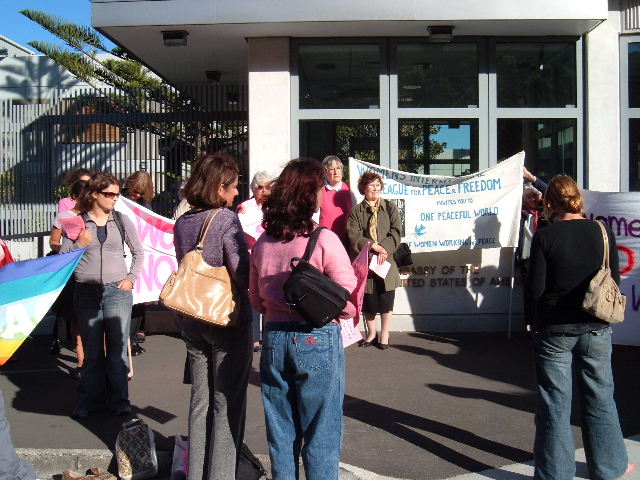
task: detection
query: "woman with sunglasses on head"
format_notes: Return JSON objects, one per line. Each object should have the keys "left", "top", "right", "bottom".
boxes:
{"left": 61, "top": 172, "right": 144, "bottom": 418}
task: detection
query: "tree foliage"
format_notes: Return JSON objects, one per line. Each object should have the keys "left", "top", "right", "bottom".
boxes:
{"left": 19, "top": 9, "right": 233, "bottom": 153}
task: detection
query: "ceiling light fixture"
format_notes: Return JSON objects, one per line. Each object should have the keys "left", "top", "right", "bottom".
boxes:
{"left": 162, "top": 30, "right": 189, "bottom": 47}
{"left": 427, "top": 25, "right": 454, "bottom": 43}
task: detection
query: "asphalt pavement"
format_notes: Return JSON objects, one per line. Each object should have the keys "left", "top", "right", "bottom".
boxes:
{"left": 2, "top": 321, "right": 640, "bottom": 479}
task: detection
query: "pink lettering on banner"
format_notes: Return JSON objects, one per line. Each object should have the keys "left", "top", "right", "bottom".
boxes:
{"left": 136, "top": 253, "right": 178, "bottom": 293}
{"left": 135, "top": 216, "right": 174, "bottom": 251}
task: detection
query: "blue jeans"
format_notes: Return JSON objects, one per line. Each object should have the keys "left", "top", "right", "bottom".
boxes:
{"left": 74, "top": 282, "right": 133, "bottom": 412}
{"left": 533, "top": 328, "right": 628, "bottom": 480}
{"left": 260, "top": 322, "right": 345, "bottom": 480}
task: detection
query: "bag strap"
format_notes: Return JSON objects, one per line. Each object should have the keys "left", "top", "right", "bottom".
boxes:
{"left": 196, "top": 209, "right": 222, "bottom": 250}
{"left": 301, "top": 227, "right": 326, "bottom": 262}
{"left": 82, "top": 211, "right": 127, "bottom": 256}
{"left": 595, "top": 220, "right": 610, "bottom": 270}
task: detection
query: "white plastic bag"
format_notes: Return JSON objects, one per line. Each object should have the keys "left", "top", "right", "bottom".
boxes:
{"left": 171, "top": 434, "right": 189, "bottom": 480}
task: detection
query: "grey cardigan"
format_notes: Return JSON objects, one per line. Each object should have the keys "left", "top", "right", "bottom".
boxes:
{"left": 60, "top": 211, "right": 145, "bottom": 285}
{"left": 347, "top": 198, "right": 402, "bottom": 293}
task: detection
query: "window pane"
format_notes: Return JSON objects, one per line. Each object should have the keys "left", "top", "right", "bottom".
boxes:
{"left": 629, "top": 119, "right": 640, "bottom": 191}
{"left": 497, "top": 119, "right": 576, "bottom": 179}
{"left": 298, "top": 45, "right": 380, "bottom": 109}
{"left": 496, "top": 43, "right": 576, "bottom": 108}
{"left": 299, "top": 120, "right": 380, "bottom": 164}
{"left": 398, "top": 119, "right": 479, "bottom": 175}
{"left": 628, "top": 43, "right": 640, "bottom": 108}
{"left": 397, "top": 43, "right": 478, "bottom": 108}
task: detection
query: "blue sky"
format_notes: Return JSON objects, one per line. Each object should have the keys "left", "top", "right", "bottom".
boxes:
{"left": 1, "top": 0, "right": 114, "bottom": 52}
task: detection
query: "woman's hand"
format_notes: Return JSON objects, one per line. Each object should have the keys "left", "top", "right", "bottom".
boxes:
{"left": 76, "top": 228, "right": 92, "bottom": 247}
{"left": 118, "top": 279, "right": 134, "bottom": 291}
{"left": 372, "top": 243, "right": 388, "bottom": 264}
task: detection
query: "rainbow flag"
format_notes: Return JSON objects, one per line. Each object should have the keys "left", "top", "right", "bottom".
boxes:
{"left": 0, "top": 249, "right": 84, "bottom": 365}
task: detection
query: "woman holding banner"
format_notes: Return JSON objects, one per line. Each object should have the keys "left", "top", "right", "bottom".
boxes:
{"left": 526, "top": 174, "right": 633, "bottom": 480}
{"left": 347, "top": 171, "right": 402, "bottom": 349}
{"left": 61, "top": 172, "right": 144, "bottom": 418}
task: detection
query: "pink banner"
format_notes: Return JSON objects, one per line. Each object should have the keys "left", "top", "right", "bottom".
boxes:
{"left": 115, "top": 197, "right": 177, "bottom": 304}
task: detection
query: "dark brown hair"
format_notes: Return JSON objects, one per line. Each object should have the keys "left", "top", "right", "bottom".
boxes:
{"left": 262, "top": 158, "right": 324, "bottom": 241}
{"left": 125, "top": 171, "right": 154, "bottom": 203}
{"left": 357, "top": 170, "right": 384, "bottom": 195}
{"left": 75, "top": 172, "right": 120, "bottom": 212}
{"left": 184, "top": 153, "right": 239, "bottom": 209}
{"left": 544, "top": 174, "right": 584, "bottom": 217}
{"left": 63, "top": 167, "right": 92, "bottom": 188}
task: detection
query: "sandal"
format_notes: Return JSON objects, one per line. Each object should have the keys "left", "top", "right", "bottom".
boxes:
{"left": 62, "top": 469, "right": 117, "bottom": 480}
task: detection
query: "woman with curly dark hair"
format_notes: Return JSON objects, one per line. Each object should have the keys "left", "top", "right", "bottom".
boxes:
{"left": 249, "top": 158, "right": 357, "bottom": 480}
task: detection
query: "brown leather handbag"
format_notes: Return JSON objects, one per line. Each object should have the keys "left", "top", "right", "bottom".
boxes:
{"left": 581, "top": 220, "right": 626, "bottom": 324}
{"left": 160, "top": 209, "right": 237, "bottom": 326}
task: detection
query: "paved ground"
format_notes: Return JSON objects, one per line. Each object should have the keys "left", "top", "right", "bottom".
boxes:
{"left": 2, "top": 328, "right": 640, "bottom": 479}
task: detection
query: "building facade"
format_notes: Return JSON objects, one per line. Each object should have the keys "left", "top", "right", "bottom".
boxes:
{"left": 92, "top": 0, "right": 639, "bottom": 331}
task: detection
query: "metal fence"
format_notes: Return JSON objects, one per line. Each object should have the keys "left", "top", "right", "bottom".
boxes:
{"left": 0, "top": 83, "right": 248, "bottom": 239}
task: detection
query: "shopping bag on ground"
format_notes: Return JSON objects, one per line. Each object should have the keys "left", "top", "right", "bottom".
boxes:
{"left": 171, "top": 434, "right": 189, "bottom": 480}
{"left": 115, "top": 418, "right": 158, "bottom": 480}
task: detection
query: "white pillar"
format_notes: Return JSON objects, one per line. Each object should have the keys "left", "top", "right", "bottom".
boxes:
{"left": 248, "top": 37, "right": 291, "bottom": 182}
{"left": 585, "top": 9, "right": 622, "bottom": 191}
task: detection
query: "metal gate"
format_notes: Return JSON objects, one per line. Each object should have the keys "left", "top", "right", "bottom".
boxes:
{"left": 0, "top": 83, "right": 247, "bottom": 239}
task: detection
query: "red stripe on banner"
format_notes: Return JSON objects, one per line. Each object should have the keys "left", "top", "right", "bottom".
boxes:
{"left": 132, "top": 206, "right": 175, "bottom": 233}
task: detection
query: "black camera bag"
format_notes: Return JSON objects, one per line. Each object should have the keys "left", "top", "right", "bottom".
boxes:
{"left": 283, "top": 227, "right": 350, "bottom": 328}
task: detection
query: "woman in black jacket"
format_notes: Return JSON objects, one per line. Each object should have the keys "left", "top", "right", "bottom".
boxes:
{"left": 526, "top": 174, "right": 633, "bottom": 480}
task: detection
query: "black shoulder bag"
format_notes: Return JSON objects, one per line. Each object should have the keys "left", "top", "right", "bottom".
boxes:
{"left": 283, "top": 227, "right": 350, "bottom": 328}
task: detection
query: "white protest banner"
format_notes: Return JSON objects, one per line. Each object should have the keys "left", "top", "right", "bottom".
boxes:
{"left": 349, "top": 152, "right": 524, "bottom": 252}
{"left": 115, "top": 197, "right": 177, "bottom": 304}
{"left": 583, "top": 190, "right": 640, "bottom": 346}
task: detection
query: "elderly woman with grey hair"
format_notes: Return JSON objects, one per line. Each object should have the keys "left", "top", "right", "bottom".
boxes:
{"left": 237, "top": 171, "right": 273, "bottom": 352}
{"left": 319, "top": 155, "right": 354, "bottom": 248}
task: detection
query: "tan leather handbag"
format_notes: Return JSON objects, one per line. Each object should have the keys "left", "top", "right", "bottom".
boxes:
{"left": 581, "top": 221, "right": 626, "bottom": 324}
{"left": 160, "top": 209, "right": 236, "bottom": 326}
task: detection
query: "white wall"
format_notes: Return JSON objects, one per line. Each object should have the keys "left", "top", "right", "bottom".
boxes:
{"left": 248, "top": 37, "right": 291, "bottom": 180}
{"left": 585, "top": 9, "right": 623, "bottom": 191}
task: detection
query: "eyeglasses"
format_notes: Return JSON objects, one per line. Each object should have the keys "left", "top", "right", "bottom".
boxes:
{"left": 255, "top": 185, "right": 270, "bottom": 191}
{"left": 99, "top": 191, "right": 120, "bottom": 199}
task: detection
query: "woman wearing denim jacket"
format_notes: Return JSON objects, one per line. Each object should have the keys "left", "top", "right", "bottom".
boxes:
{"left": 249, "top": 158, "right": 357, "bottom": 480}
{"left": 60, "top": 172, "right": 144, "bottom": 418}
{"left": 526, "top": 175, "right": 633, "bottom": 480}
{"left": 173, "top": 153, "right": 253, "bottom": 480}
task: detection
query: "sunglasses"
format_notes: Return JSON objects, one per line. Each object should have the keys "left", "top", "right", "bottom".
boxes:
{"left": 99, "top": 191, "right": 120, "bottom": 199}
